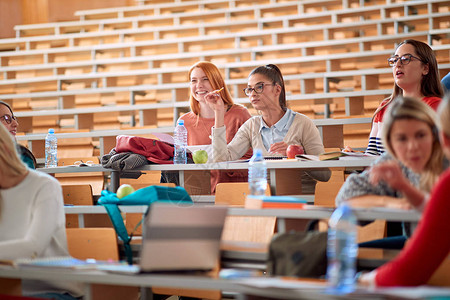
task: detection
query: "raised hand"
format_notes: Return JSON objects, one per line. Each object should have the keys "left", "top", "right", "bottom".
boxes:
{"left": 204, "top": 87, "right": 225, "bottom": 112}
{"left": 369, "top": 160, "right": 408, "bottom": 191}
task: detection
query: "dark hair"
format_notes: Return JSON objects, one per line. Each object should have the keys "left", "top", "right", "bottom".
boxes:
{"left": 0, "top": 100, "right": 14, "bottom": 115}
{"left": 374, "top": 39, "right": 443, "bottom": 117}
{"left": 248, "top": 64, "right": 287, "bottom": 111}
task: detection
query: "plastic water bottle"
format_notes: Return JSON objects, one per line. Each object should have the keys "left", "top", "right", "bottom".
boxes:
{"left": 326, "top": 204, "right": 358, "bottom": 294}
{"left": 173, "top": 119, "right": 187, "bottom": 164}
{"left": 248, "top": 149, "right": 267, "bottom": 196}
{"left": 45, "top": 128, "right": 58, "bottom": 168}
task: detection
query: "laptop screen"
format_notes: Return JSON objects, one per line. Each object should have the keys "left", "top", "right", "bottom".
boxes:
{"left": 139, "top": 203, "right": 228, "bottom": 272}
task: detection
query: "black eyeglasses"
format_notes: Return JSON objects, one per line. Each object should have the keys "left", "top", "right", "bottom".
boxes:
{"left": 387, "top": 54, "right": 424, "bottom": 67}
{"left": 243, "top": 82, "right": 275, "bottom": 96}
{"left": 0, "top": 114, "right": 17, "bottom": 124}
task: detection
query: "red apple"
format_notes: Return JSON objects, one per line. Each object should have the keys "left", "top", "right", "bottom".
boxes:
{"left": 286, "top": 144, "right": 304, "bottom": 158}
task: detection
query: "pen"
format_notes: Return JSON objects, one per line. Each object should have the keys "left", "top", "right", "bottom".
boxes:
{"left": 214, "top": 87, "right": 224, "bottom": 94}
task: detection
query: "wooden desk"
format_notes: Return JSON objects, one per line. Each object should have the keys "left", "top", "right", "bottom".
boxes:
{"left": 1, "top": 267, "right": 448, "bottom": 300}
{"left": 64, "top": 205, "right": 421, "bottom": 231}
{"left": 0, "top": 267, "right": 241, "bottom": 300}
{"left": 40, "top": 157, "right": 376, "bottom": 195}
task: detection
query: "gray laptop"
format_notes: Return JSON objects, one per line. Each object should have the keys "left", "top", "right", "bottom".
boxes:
{"left": 138, "top": 203, "right": 228, "bottom": 272}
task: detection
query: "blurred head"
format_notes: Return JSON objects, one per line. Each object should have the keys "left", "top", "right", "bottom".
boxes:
{"left": 188, "top": 61, "right": 234, "bottom": 115}
{"left": 0, "top": 101, "right": 19, "bottom": 136}
{"left": 437, "top": 94, "right": 450, "bottom": 158}
{"left": 245, "top": 64, "right": 287, "bottom": 112}
{"left": 390, "top": 39, "right": 443, "bottom": 100}
{"left": 0, "top": 123, "right": 28, "bottom": 189}
{"left": 382, "top": 96, "right": 443, "bottom": 191}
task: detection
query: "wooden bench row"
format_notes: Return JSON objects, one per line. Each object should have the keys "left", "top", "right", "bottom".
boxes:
{"left": 74, "top": 0, "right": 357, "bottom": 21}
{"left": 15, "top": 116, "right": 373, "bottom": 160}
{"left": 1, "top": 28, "right": 445, "bottom": 80}
{"left": 2, "top": 0, "right": 447, "bottom": 52}
{"left": 13, "top": 0, "right": 447, "bottom": 39}
{"left": 1, "top": 46, "right": 449, "bottom": 106}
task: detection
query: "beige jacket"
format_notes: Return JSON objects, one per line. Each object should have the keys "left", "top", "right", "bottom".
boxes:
{"left": 212, "top": 112, "right": 325, "bottom": 161}
{"left": 212, "top": 112, "right": 330, "bottom": 191}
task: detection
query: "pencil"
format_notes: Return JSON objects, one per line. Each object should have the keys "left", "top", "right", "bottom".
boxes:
{"left": 214, "top": 87, "right": 224, "bottom": 93}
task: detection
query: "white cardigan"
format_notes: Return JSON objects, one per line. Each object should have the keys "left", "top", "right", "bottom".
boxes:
{"left": 0, "top": 170, "right": 83, "bottom": 297}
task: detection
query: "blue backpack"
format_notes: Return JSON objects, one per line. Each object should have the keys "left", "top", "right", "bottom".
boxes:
{"left": 98, "top": 185, "right": 193, "bottom": 264}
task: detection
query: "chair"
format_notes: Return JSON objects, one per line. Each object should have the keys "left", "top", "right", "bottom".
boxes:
{"left": 65, "top": 228, "right": 139, "bottom": 300}
{"left": 314, "top": 180, "right": 344, "bottom": 207}
{"left": 215, "top": 182, "right": 270, "bottom": 206}
{"left": 62, "top": 184, "right": 112, "bottom": 228}
{"left": 66, "top": 228, "right": 119, "bottom": 261}
{"left": 215, "top": 182, "right": 276, "bottom": 243}
{"left": 120, "top": 171, "right": 164, "bottom": 191}
{"left": 314, "top": 178, "right": 387, "bottom": 244}
{"left": 57, "top": 157, "right": 104, "bottom": 195}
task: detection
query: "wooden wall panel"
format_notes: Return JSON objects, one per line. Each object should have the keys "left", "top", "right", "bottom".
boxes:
{"left": 0, "top": 0, "right": 23, "bottom": 38}
{"left": 47, "top": 0, "right": 129, "bottom": 22}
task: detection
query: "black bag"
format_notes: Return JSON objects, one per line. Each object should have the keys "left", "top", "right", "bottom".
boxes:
{"left": 267, "top": 220, "right": 328, "bottom": 278}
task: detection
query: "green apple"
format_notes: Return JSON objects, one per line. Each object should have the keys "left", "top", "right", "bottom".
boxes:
{"left": 116, "top": 184, "right": 135, "bottom": 199}
{"left": 193, "top": 150, "right": 208, "bottom": 164}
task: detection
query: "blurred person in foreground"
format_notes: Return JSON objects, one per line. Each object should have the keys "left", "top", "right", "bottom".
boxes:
{"left": 0, "top": 123, "right": 82, "bottom": 299}
{"left": 359, "top": 95, "right": 450, "bottom": 287}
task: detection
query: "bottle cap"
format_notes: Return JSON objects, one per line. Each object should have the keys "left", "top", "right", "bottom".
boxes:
{"left": 177, "top": 120, "right": 184, "bottom": 126}
{"left": 48, "top": 128, "right": 55, "bottom": 134}
{"left": 254, "top": 148, "right": 263, "bottom": 157}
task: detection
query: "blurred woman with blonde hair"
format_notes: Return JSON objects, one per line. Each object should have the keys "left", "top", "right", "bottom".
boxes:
{"left": 359, "top": 95, "right": 450, "bottom": 287}
{"left": 0, "top": 124, "right": 82, "bottom": 299}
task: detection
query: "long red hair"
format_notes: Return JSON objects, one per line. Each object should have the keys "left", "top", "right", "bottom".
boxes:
{"left": 188, "top": 61, "right": 234, "bottom": 115}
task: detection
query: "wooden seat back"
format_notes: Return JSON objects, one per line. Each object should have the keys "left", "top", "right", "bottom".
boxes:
{"left": 61, "top": 184, "right": 111, "bottom": 228}
{"left": 65, "top": 228, "right": 140, "bottom": 300}
{"left": 56, "top": 157, "right": 104, "bottom": 195}
{"left": 215, "top": 182, "right": 270, "bottom": 206}
{"left": 66, "top": 228, "right": 119, "bottom": 261}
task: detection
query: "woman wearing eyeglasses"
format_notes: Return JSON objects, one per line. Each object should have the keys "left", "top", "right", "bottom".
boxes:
{"left": 0, "top": 101, "right": 36, "bottom": 169}
{"left": 364, "top": 39, "right": 444, "bottom": 156}
{"left": 206, "top": 64, "right": 330, "bottom": 192}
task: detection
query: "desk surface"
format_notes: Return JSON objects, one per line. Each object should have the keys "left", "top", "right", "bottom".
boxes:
{"left": 1, "top": 267, "right": 449, "bottom": 300}
{"left": 64, "top": 205, "right": 422, "bottom": 222}
{"left": 38, "top": 157, "right": 376, "bottom": 173}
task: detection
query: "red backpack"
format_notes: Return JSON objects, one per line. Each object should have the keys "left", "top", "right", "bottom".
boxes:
{"left": 115, "top": 135, "right": 176, "bottom": 164}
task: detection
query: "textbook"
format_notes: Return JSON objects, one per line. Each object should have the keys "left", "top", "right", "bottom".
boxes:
{"left": 245, "top": 196, "right": 307, "bottom": 209}
{"left": 296, "top": 151, "right": 365, "bottom": 161}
